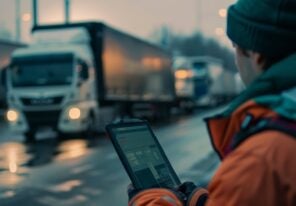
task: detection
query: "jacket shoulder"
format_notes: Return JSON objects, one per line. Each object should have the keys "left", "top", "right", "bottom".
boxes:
{"left": 238, "top": 130, "right": 296, "bottom": 166}
{"left": 207, "top": 130, "right": 296, "bottom": 206}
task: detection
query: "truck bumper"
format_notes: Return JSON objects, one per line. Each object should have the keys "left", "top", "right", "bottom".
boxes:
{"left": 7, "top": 109, "right": 62, "bottom": 133}
{"left": 7, "top": 100, "right": 96, "bottom": 134}
{"left": 58, "top": 118, "right": 89, "bottom": 133}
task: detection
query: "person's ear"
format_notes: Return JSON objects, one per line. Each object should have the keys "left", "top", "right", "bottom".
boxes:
{"left": 251, "top": 52, "right": 265, "bottom": 64}
{"left": 250, "top": 52, "right": 267, "bottom": 72}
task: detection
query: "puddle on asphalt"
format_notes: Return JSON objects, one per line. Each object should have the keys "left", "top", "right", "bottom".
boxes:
{"left": 0, "top": 135, "right": 103, "bottom": 187}
{"left": 55, "top": 140, "right": 90, "bottom": 161}
{"left": 49, "top": 179, "right": 83, "bottom": 192}
{"left": 0, "top": 143, "right": 31, "bottom": 186}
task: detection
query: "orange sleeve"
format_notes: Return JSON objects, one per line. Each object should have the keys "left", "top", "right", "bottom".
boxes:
{"left": 206, "top": 150, "right": 282, "bottom": 206}
{"left": 128, "top": 188, "right": 184, "bottom": 206}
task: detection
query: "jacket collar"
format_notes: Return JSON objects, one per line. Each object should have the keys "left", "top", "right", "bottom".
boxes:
{"left": 205, "top": 53, "right": 296, "bottom": 159}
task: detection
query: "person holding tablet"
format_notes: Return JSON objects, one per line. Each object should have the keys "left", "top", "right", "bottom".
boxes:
{"left": 127, "top": 0, "right": 296, "bottom": 205}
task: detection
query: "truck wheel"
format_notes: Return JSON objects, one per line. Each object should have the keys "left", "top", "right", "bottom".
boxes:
{"left": 185, "top": 107, "right": 194, "bottom": 114}
{"left": 162, "top": 105, "right": 171, "bottom": 120}
{"left": 24, "top": 130, "right": 36, "bottom": 143}
{"left": 184, "top": 101, "right": 195, "bottom": 114}
{"left": 155, "top": 104, "right": 171, "bottom": 121}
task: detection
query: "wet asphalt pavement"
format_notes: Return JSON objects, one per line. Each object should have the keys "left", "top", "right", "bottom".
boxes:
{"left": 0, "top": 108, "right": 221, "bottom": 206}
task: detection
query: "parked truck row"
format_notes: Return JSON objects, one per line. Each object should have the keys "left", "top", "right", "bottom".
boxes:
{"left": 1, "top": 22, "right": 244, "bottom": 141}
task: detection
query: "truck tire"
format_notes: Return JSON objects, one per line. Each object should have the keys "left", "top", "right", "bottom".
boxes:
{"left": 154, "top": 104, "right": 171, "bottom": 121}
{"left": 180, "top": 100, "right": 194, "bottom": 114}
{"left": 185, "top": 107, "right": 194, "bottom": 114}
{"left": 24, "top": 130, "right": 36, "bottom": 143}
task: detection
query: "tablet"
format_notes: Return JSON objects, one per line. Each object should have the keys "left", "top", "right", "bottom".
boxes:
{"left": 106, "top": 120, "right": 181, "bottom": 189}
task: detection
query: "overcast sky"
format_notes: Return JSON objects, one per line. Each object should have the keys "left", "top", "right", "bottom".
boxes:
{"left": 0, "top": 0, "right": 236, "bottom": 44}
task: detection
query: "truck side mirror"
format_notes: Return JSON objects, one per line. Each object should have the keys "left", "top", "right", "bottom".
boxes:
{"left": 81, "top": 65, "right": 89, "bottom": 80}
{"left": 78, "top": 61, "right": 89, "bottom": 81}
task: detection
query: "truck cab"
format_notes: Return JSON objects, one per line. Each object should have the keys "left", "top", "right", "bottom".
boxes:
{"left": 6, "top": 27, "right": 97, "bottom": 141}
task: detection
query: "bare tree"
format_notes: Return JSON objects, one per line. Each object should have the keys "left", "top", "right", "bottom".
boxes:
{"left": 149, "top": 26, "right": 236, "bottom": 71}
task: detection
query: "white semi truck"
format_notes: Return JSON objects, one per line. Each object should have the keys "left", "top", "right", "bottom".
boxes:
{"left": 5, "top": 22, "right": 175, "bottom": 141}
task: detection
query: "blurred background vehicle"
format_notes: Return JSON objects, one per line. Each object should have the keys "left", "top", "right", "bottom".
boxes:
{"left": 173, "top": 56, "right": 244, "bottom": 111}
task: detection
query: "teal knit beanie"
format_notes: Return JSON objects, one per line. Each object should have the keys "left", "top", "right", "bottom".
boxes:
{"left": 227, "top": 0, "right": 296, "bottom": 57}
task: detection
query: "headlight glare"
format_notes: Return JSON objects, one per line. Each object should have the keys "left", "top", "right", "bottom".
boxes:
{"left": 68, "top": 107, "right": 81, "bottom": 120}
{"left": 7, "top": 110, "right": 19, "bottom": 122}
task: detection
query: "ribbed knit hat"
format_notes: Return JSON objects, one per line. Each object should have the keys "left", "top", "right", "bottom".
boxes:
{"left": 227, "top": 0, "right": 296, "bottom": 57}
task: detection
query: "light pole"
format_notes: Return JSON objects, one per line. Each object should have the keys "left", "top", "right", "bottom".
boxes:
{"left": 65, "top": 0, "right": 71, "bottom": 24}
{"left": 32, "top": 0, "right": 38, "bottom": 28}
{"left": 15, "top": 0, "right": 21, "bottom": 41}
{"left": 197, "top": 0, "right": 203, "bottom": 32}
{"left": 218, "top": 8, "right": 227, "bottom": 18}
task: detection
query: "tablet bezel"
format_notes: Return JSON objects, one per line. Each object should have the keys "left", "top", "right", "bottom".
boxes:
{"left": 106, "top": 120, "right": 181, "bottom": 189}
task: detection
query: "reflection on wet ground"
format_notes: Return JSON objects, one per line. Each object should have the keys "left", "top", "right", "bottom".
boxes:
{"left": 0, "top": 108, "right": 222, "bottom": 205}
{"left": 0, "top": 135, "right": 102, "bottom": 187}
{"left": 0, "top": 109, "right": 215, "bottom": 188}
{"left": 56, "top": 140, "right": 90, "bottom": 161}
{"left": 0, "top": 131, "right": 127, "bottom": 206}
{"left": 0, "top": 142, "right": 31, "bottom": 186}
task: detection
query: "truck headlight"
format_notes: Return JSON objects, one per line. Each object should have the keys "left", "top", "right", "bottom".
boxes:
{"left": 6, "top": 109, "right": 19, "bottom": 122}
{"left": 68, "top": 107, "right": 81, "bottom": 120}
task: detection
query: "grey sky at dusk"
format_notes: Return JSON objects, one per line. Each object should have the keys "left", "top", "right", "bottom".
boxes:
{"left": 0, "top": 0, "right": 235, "bottom": 44}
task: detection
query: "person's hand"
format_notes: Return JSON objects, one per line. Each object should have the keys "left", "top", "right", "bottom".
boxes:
{"left": 127, "top": 183, "right": 186, "bottom": 206}
{"left": 127, "top": 182, "right": 208, "bottom": 206}
{"left": 127, "top": 183, "right": 141, "bottom": 199}
{"left": 177, "top": 181, "right": 199, "bottom": 197}
{"left": 178, "top": 182, "right": 208, "bottom": 206}
{"left": 127, "top": 182, "right": 198, "bottom": 200}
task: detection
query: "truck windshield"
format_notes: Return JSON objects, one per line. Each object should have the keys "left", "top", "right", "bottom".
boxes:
{"left": 10, "top": 56, "right": 73, "bottom": 87}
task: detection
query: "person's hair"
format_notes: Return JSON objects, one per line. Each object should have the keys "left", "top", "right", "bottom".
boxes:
{"left": 237, "top": 44, "right": 292, "bottom": 71}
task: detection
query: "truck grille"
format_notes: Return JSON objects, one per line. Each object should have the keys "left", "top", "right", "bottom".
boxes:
{"left": 24, "top": 110, "right": 61, "bottom": 128}
{"left": 21, "top": 96, "right": 64, "bottom": 106}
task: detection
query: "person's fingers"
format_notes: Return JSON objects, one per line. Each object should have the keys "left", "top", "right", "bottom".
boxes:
{"left": 127, "top": 183, "right": 140, "bottom": 199}
{"left": 127, "top": 183, "right": 135, "bottom": 193}
{"left": 178, "top": 182, "right": 197, "bottom": 195}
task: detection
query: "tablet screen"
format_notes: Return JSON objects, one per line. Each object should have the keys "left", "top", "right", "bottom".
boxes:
{"left": 112, "top": 124, "right": 179, "bottom": 189}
